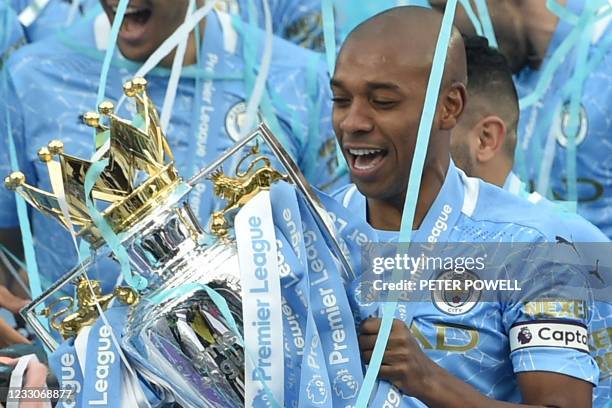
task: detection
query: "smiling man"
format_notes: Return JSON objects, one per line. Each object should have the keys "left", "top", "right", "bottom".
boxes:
{"left": 0, "top": 0, "right": 344, "bottom": 292}
{"left": 331, "top": 6, "right": 599, "bottom": 407}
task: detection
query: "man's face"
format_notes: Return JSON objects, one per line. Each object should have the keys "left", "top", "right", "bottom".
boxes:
{"left": 331, "top": 37, "right": 430, "bottom": 202}
{"left": 99, "top": 0, "right": 190, "bottom": 62}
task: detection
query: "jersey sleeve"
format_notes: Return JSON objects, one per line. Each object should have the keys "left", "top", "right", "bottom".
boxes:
{"left": 502, "top": 244, "right": 599, "bottom": 385}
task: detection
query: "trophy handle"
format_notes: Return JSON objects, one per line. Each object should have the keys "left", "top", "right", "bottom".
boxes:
{"left": 39, "top": 296, "right": 75, "bottom": 335}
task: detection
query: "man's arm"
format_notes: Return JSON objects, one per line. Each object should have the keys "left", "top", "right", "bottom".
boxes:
{"left": 359, "top": 318, "right": 593, "bottom": 408}
{"left": 0, "top": 227, "right": 27, "bottom": 298}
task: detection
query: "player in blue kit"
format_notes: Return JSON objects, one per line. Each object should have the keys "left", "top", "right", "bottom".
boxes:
{"left": 0, "top": 0, "right": 344, "bottom": 290}
{"left": 449, "top": 35, "right": 611, "bottom": 407}
{"left": 430, "top": 0, "right": 612, "bottom": 238}
{"left": 1, "top": 1, "right": 25, "bottom": 57}
{"left": 330, "top": 7, "right": 598, "bottom": 406}
{"left": 9, "top": 0, "right": 327, "bottom": 49}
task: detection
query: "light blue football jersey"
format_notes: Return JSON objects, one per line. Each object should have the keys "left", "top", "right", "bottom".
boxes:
{"left": 514, "top": 0, "right": 612, "bottom": 238}
{"left": 0, "top": 9, "right": 345, "bottom": 288}
{"left": 10, "top": 0, "right": 326, "bottom": 50}
{"left": 9, "top": 0, "right": 98, "bottom": 42}
{"left": 1, "top": 0, "right": 25, "bottom": 57}
{"left": 331, "top": 162, "right": 599, "bottom": 405}
{"left": 504, "top": 171, "right": 611, "bottom": 406}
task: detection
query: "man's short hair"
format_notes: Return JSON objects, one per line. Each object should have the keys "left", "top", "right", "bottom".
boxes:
{"left": 464, "top": 35, "right": 519, "bottom": 157}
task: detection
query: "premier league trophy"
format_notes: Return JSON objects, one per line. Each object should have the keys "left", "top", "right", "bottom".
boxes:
{"left": 6, "top": 78, "right": 363, "bottom": 407}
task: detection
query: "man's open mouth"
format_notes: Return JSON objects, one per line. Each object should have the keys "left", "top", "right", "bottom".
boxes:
{"left": 109, "top": 3, "right": 153, "bottom": 41}
{"left": 346, "top": 147, "right": 388, "bottom": 175}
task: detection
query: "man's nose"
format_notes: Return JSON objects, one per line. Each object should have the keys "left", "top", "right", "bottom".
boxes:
{"left": 338, "top": 99, "right": 374, "bottom": 135}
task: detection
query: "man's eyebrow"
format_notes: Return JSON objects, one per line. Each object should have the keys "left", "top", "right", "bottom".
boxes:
{"left": 366, "top": 82, "right": 401, "bottom": 91}
{"left": 330, "top": 79, "right": 401, "bottom": 91}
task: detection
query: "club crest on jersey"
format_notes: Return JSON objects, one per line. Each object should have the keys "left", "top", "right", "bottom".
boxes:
{"left": 225, "top": 101, "right": 264, "bottom": 142}
{"left": 354, "top": 280, "right": 376, "bottom": 307}
{"left": 432, "top": 270, "right": 481, "bottom": 315}
{"left": 555, "top": 102, "right": 588, "bottom": 148}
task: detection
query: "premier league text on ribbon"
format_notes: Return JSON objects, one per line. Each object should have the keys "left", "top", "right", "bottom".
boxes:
{"left": 247, "top": 215, "right": 275, "bottom": 382}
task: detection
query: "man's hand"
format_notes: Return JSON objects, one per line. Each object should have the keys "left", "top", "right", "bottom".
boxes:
{"left": 0, "top": 285, "right": 30, "bottom": 347}
{"left": 358, "top": 317, "right": 593, "bottom": 408}
{"left": 0, "top": 285, "right": 29, "bottom": 314}
{"left": 359, "top": 317, "right": 440, "bottom": 399}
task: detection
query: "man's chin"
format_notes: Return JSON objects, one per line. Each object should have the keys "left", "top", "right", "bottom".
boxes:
{"left": 117, "top": 43, "right": 153, "bottom": 63}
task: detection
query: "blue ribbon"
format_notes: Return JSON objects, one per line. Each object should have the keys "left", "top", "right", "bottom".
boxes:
{"left": 474, "top": 0, "right": 498, "bottom": 48}
{"left": 354, "top": 1, "right": 459, "bottom": 406}
{"left": 1, "top": 53, "right": 48, "bottom": 336}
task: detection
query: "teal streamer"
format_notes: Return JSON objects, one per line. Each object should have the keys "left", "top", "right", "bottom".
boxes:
{"left": 564, "top": 9, "right": 595, "bottom": 204}
{"left": 354, "top": 1, "right": 459, "bottom": 407}
{"left": 2, "top": 69, "right": 48, "bottom": 336}
{"left": 458, "top": 0, "right": 483, "bottom": 36}
{"left": 474, "top": 0, "right": 498, "bottom": 48}
{"left": 546, "top": 0, "right": 580, "bottom": 25}
{"left": 95, "top": 0, "right": 128, "bottom": 102}
{"left": 321, "top": 0, "right": 336, "bottom": 73}
{"left": 320, "top": 0, "right": 348, "bottom": 182}
{"left": 84, "top": 0, "right": 148, "bottom": 291}
{"left": 83, "top": 159, "right": 147, "bottom": 290}
{"left": 532, "top": 5, "right": 611, "bottom": 204}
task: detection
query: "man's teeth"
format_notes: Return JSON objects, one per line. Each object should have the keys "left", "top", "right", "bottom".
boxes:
{"left": 111, "top": 6, "right": 146, "bottom": 14}
{"left": 348, "top": 148, "right": 383, "bottom": 156}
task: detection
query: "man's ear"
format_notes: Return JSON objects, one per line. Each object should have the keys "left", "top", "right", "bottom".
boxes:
{"left": 439, "top": 83, "right": 467, "bottom": 130}
{"left": 475, "top": 115, "right": 507, "bottom": 163}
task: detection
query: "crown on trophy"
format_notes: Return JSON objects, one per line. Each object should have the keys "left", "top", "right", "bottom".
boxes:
{"left": 4, "top": 77, "right": 181, "bottom": 247}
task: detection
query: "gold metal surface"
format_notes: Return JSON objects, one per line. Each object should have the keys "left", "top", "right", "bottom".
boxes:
{"left": 208, "top": 145, "right": 288, "bottom": 237}
{"left": 3, "top": 77, "right": 182, "bottom": 247}
{"left": 40, "top": 278, "right": 139, "bottom": 339}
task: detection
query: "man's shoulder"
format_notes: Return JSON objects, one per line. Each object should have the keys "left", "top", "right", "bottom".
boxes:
{"left": 463, "top": 177, "right": 563, "bottom": 241}
{"left": 6, "top": 24, "right": 95, "bottom": 78}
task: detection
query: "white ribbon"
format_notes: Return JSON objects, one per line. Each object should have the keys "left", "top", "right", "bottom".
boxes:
{"left": 160, "top": 0, "right": 196, "bottom": 133}
{"left": 239, "top": 0, "right": 273, "bottom": 139}
{"left": 92, "top": 0, "right": 219, "bottom": 162}
{"left": 6, "top": 354, "right": 52, "bottom": 408}
{"left": 18, "top": 0, "right": 51, "bottom": 27}
{"left": 235, "top": 191, "right": 284, "bottom": 407}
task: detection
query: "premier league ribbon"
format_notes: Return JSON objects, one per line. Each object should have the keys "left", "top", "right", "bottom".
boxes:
{"left": 48, "top": 338, "right": 84, "bottom": 408}
{"left": 235, "top": 190, "right": 285, "bottom": 407}
{"left": 80, "top": 307, "right": 125, "bottom": 407}
{"left": 296, "top": 193, "right": 364, "bottom": 407}
{"left": 269, "top": 182, "right": 332, "bottom": 408}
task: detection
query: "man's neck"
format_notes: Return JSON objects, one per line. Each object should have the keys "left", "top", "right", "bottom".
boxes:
{"left": 520, "top": 0, "right": 566, "bottom": 69}
{"left": 367, "top": 156, "right": 450, "bottom": 232}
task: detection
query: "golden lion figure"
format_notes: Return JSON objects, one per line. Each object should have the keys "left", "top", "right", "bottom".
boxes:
{"left": 208, "top": 154, "right": 288, "bottom": 237}
{"left": 43, "top": 278, "right": 139, "bottom": 339}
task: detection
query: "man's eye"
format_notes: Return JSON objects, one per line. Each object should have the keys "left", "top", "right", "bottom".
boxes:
{"left": 332, "top": 97, "right": 350, "bottom": 105}
{"left": 372, "top": 100, "right": 397, "bottom": 108}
